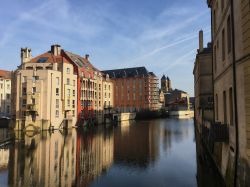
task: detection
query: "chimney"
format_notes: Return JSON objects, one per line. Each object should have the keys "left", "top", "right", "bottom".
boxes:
{"left": 21, "top": 47, "right": 32, "bottom": 64}
{"left": 85, "top": 54, "right": 89, "bottom": 60}
{"left": 199, "top": 30, "right": 204, "bottom": 52}
{"left": 51, "top": 44, "right": 61, "bottom": 56}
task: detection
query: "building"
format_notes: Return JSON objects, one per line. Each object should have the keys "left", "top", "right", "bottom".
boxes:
{"left": 12, "top": 46, "right": 78, "bottom": 131}
{"left": 102, "top": 67, "right": 159, "bottom": 112}
{"left": 165, "top": 89, "right": 190, "bottom": 111}
{"left": 161, "top": 74, "right": 172, "bottom": 93}
{"left": 62, "top": 51, "right": 114, "bottom": 125}
{"left": 193, "top": 30, "right": 214, "bottom": 127}
{"left": 199, "top": 0, "right": 250, "bottom": 186}
{"left": 0, "top": 70, "right": 11, "bottom": 117}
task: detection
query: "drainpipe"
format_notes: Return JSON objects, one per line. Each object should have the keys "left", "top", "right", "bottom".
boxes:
{"left": 50, "top": 73, "right": 53, "bottom": 129}
{"left": 230, "top": 0, "right": 239, "bottom": 186}
{"left": 211, "top": 8, "right": 215, "bottom": 125}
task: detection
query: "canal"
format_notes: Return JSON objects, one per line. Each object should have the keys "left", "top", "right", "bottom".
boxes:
{"left": 0, "top": 118, "right": 225, "bottom": 187}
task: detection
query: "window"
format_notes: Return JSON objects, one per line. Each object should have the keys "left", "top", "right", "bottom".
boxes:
{"left": 55, "top": 110, "right": 59, "bottom": 118}
{"left": 109, "top": 85, "right": 110, "bottom": 90}
{"left": 56, "top": 88, "right": 59, "bottom": 96}
{"left": 56, "top": 77, "right": 60, "bottom": 85}
{"left": 213, "top": 10, "right": 216, "bottom": 33}
{"left": 22, "top": 99, "right": 27, "bottom": 106}
{"left": 23, "top": 76, "right": 27, "bottom": 82}
{"left": 23, "top": 87, "right": 27, "bottom": 95}
{"left": 223, "top": 91, "right": 227, "bottom": 124}
{"left": 67, "top": 68, "right": 70, "bottom": 74}
{"left": 72, "top": 100, "right": 75, "bottom": 108}
{"left": 222, "top": 28, "right": 225, "bottom": 61}
{"left": 32, "top": 87, "right": 36, "bottom": 93}
{"left": 73, "top": 90, "right": 75, "bottom": 97}
{"left": 72, "top": 110, "right": 75, "bottom": 117}
{"left": 214, "top": 45, "right": 217, "bottom": 72}
{"left": 67, "top": 89, "right": 70, "bottom": 97}
{"left": 0, "top": 84, "right": 2, "bottom": 89}
{"left": 229, "top": 88, "right": 233, "bottom": 126}
{"left": 56, "top": 99, "right": 59, "bottom": 108}
{"left": 73, "top": 80, "right": 75, "bottom": 86}
{"left": 227, "top": 15, "right": 232, "bottom": 53}
{"left": 32, "top": 76, "right": 39, "bottom": 82}
{"left": 67, "top": 99, "right": 70, "bottom": 107}
{"left": 32, "top": 98, "right": 35, "bottom": 104}
{"left": 216, "top": 94, "right": 218, "bottom": 120}
{"left": 67, "top": 78, "right": 70, "bottom": 85}
{"left": 6, "top": 94, "right": 10, "bottom": 100}
{"left": 7, "top": 84, "right": 10, "bottom": 90}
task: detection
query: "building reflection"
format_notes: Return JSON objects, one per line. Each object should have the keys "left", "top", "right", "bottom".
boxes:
{"left": 114, "top": 120, "right": 159, "bottom": 167}
{"left": 76, "top": 126, "right": 114, "bottom": 187}
{"left": 8, "top": 130, "right": 77, "bottom": 187}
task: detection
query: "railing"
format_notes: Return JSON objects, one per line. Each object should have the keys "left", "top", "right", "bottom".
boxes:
{"left": 26, "top": 104, "right": 38, "bottom": 111}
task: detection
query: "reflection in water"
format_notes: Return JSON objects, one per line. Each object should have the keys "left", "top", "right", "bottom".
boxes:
{"left": 76, "top": 127, "right": 114, "bottom": 187}
{"left": 114, "top": 120, "right": 159, "bottom": 167}
{"left": 1, "top": 118, "right": 225, "bottom": 187}
{"left": 8, "top": 130, "right": 77, "bottom": 187}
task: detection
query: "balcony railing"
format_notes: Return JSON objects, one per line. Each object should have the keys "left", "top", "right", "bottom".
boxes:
{"left": 26, "top": 104, "right": 38, "bottom": 111}
{"left": 201, "top": 122, "right": 229, "bottom": 144}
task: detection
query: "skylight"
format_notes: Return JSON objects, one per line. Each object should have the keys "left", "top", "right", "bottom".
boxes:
{"left": 37, "top": 57, "right": 48, "bottom": 63}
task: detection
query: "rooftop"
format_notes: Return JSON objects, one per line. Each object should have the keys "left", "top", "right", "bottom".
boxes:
{"left": 0, "top": 70, "right": 11, "bottom": 79}
{"left": 102, "top": 67, "right": 150, "bottom": 78}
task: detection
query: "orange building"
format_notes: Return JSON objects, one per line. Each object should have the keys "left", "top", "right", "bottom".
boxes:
{"left": 102, "top": 67, "right": 159, "bottom": 112}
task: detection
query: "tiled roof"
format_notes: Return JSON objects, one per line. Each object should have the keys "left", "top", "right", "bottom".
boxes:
{"left": 0, "top": 70, "right": 11, "bottom": 79}
{"left": 102, "top": 67, "right": 149, "bottom": 78}
{"left": 29, "top": 52, "right": 70, "bottom": 64}
{"left": 64, "top": 51, "right": 99, "bottom": 71}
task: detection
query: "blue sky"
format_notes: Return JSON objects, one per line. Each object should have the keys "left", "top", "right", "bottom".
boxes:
{"left": 0, "top": 0, "right": 211, "bottom": 96}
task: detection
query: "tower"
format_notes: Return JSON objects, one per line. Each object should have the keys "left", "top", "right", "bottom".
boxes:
{"left": 161, "top": 75, "right": 172, "bottom": 93}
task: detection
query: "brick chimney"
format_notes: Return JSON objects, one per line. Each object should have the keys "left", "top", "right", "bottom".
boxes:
{"left": 199, "top": 30, "right": 204, "bottom": 52}
{"left": 21, "top": 47, "right": 32, "bottom": 64}
{"left": 51, "top": 44, "right": 61, "bottom": 56}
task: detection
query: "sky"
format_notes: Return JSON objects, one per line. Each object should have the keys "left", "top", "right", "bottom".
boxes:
{"left": 0, "top": 0, "right": 211, "bottom": 96}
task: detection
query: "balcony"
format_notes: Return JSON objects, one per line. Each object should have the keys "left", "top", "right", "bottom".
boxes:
{"left": 210, "top": 122, "right": 229, "bottom": 143}
{"left": 201, "top": 122, "right": 229, "bottom": 144}
{"left": 26, "top": 104, "right": 38, "bottom": 111}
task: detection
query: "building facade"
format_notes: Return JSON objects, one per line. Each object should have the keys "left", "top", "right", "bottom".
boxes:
{"left": 102, "top": 67, "right": 159, "bottom": 112}
{"left": 193, "top": 30, "right": 214, "bottom": 127}
{"left": 12, "top": 46, "right": 78, "bottom": 131}
{"left": 0, "top": 70, "right": 11, "bottom": 117}
{"left": 199, "top": 0, "right": 250, "bottom": 186}
{"left": 62, "top": 51, "right": 114, "bottom": 125}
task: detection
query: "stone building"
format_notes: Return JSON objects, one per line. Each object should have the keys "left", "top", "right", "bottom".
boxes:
{"left": 0, "top": 70, "right": 11, "bottom": 117}
{"left": 102, "top": 67, "right": 159, "bottom": 112}
{"left": 200, "top": 0, "right": 250, "bottom": 186}
{"left": 12, "top": 46, "right": 78, "bottom": 130}
{"left": 193, "top": 30, "right": 214, "bottom": 127}
{"left": 161, "top": 74, "right": 172, "bottom": 93}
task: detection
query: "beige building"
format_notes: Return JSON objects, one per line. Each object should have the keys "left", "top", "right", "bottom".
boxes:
{"left": 201, "top": 0, "right": 250, "bottom": 186}
{"left": 193, "top": 30, "right": 214, "bottom": 127}
{"left": 12, "top": 46, "right": 77, "bottom": 131}
{"left": 0, "top": 70, "right": 11, "bottom": 117}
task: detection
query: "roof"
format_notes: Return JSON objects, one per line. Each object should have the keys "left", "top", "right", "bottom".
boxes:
{"left": 29, "top": 52, "right": 70, "bottom": 64}
{"left": 161, "top": 75, "right": 166, "bottom": 80}
{"left": 0, "top": 70, "right": 11, "bottom": 79}
{"left": 64, "top": 51, "right": 99, "bottom": 71}
{"left": 102, "top": 67, "right": 150, "bottom": 78}
{"left": 171, "top": 89, "right": 187, "bottom": 94}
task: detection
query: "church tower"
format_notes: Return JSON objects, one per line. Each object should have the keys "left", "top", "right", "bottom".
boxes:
{"left": 161, "top": 74, "right": 172, "bottom": 93}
